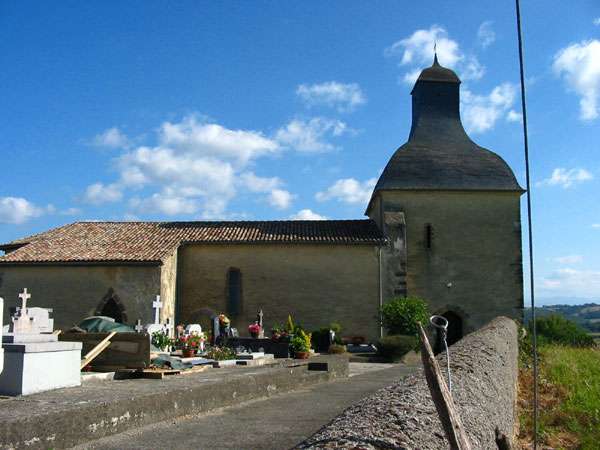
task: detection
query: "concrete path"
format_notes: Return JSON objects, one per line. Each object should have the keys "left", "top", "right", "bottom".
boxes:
{"left": 73, "top": 363, "right": 416, "bottom": 450}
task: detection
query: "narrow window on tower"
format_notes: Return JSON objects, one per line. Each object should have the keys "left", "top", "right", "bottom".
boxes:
{"left": 425, "top": 223, "right": 433, "bottom": 249}
{"left": 227, "top": 268, "right": 242, "bottom": 316}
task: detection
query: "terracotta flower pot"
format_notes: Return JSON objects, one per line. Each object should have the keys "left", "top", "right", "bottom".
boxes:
{"left": 295, "top": 351, "right": 310, "bottom": 359}
{"left": 182, "top": 348, "right": 196, "bottom": 358}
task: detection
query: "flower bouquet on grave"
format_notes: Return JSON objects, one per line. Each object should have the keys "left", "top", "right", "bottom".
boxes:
{"left": 175, "top": 333, "right": 205, "bottom": 358}
{"left": 248, "top": 322, "right": 261, "bottom": 339}
{"left": 270, "top": 324, "right": 290, "bottom": 342}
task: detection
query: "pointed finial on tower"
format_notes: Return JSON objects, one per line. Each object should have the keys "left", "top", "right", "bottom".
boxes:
{"left": 433, "top": 42, "right": 440, "bottom": 66}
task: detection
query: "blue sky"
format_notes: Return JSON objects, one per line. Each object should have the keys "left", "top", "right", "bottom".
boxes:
{"left": 1, "top": 1, "right": 599, "bottom": 304}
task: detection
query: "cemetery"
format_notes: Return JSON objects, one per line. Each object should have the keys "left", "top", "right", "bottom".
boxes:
{"left": 0, "top": 287, "right": 356, "bottom": 448}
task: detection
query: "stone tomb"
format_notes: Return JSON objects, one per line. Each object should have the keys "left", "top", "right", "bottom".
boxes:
{"left": 0, "top": 289, "right": 82, "bottom": 396}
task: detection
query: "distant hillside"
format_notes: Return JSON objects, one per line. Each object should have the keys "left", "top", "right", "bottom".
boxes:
{"left": 525, "top": 303, "right": 600, "bottom": 333}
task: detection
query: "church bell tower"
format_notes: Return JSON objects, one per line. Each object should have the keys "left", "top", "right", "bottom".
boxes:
{"left": 367, "top": 56, "right": 524, "bottom": 338}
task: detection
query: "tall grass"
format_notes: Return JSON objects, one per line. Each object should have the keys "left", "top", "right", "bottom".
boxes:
{"left": 520, "top": 345, "right": 600, "bottom": 449}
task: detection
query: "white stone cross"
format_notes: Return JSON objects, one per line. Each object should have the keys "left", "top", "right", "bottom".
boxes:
{"left": 135, "top": 319, "right": 144, "bottom": 333}
{"left": 152, "top": 295, "right": 162, "bottom": 325}
{"left": 18, "top": 288, "right": 31, "bottom": 312}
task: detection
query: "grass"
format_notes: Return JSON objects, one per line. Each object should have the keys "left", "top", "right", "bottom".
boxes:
{"left": 519, "top": 344, "right": 600, "bottom": 449}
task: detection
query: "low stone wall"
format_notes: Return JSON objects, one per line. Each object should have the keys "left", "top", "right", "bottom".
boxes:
{"left": 298, "top": 316, "right": 519, "bottom": 449}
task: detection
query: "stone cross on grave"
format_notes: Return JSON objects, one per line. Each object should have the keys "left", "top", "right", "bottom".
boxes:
{"left": 258, "top": 309, "right": 263, "bottom": 329}
{"left": 134, "top": 319, "right": 144, "bottom": 333}
{"left": 152, "top": 295, "right": 162, "bottom": 325}
{"left": 18, "top": 288, "right": 31, "bottom": 312}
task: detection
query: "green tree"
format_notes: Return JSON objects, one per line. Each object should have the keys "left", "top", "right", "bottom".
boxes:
{"left": 381, "top": 296, "right": 428, "bottom": 336}
{"left": 533, "top": 314, "right": 595, "bottom": 347}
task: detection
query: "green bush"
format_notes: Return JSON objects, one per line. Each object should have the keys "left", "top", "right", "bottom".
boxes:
{"left": 376, "top": 335, "right": 418, "bottom": 361}
{"left": 328, "top": 344, "right": 347, "bottom": 354}
{"left": 381, "top": 297, "right": 429, "bottom": 336}
{"left": 532, "top": 315, "right": 595, "bottom": 347}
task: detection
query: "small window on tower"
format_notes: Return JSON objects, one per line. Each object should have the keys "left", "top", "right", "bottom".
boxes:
{"left": 425, "top": 223, "right": 433, "bottom": 249}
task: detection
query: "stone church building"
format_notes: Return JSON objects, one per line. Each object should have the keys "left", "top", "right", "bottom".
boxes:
{"left": 0, "top": 59, "right": 524, "bottom": 342}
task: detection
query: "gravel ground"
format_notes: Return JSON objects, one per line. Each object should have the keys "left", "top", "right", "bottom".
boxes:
{"left": 297, "top": 317, "right": 519, "bottom": 450}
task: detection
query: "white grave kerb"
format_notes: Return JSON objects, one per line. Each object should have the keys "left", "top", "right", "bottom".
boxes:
{"left": 152, "top": 295, "right": 162, "bottom": 324}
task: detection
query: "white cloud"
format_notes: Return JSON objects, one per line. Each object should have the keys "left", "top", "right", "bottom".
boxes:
{"left": 268, "top": 189, "right": 294, "bottom": 210}
{"left": 316, "top": 178, "right": 377, "bottom": 204}
{"left": 240, "top": 172, "right": 282, "bottom": 193}
{"left": 536, "top": 168, "right": 593, "bottom": 188}
{"left": 592, "top": 223, "right": 600, "bottom": 229}
{"left": 593, "top": 18, "right": 600, "bottom": 26}
{"left": 506, "top": 109, "right": 523, "bottom": 123}
{"left": 0, "top": 197, "right": 45, "bottom": 224}
{"left": 461, "top": 83, "right": 517, "bottom": 133}
{"left": 275, "top": 117, "right": 350, "bottom": 152}
{"left": 84, "top": 182, "right": 123, "bottom": 205}
{"left": 552, "top": 255, "right": 583, "bottom": 264}
{"left": 385, "top": 25, "right": 485, "bottom": 83}
{"left": 477, "top": 21, "right": 496, "bottom": 48}
{"left": 289, "top": 209, "right": 328, "bottom": 220}
{"left": 130, "top": 191, "right": 199, "bottom": 216}
{"left": 541, "top": 267, "right": 600, "bottom": 298}
{"left": 92, "top": 127, "right": 130, "bottom": 149}
{"left": 553, "top": 39, "right": 600, "bottom": 120}
{"left": 159, "top": 116, "right": 279, "bottom": 166}
{"left": 86, "top": 115, "right": 299, "bottom": 218}
{"left": 296, "top": 81, "right": 366, "bottom": 112}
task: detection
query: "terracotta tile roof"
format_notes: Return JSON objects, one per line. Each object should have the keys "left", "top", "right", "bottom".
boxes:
{"left": 0, "top": 220, "right": 385, "bottom": 264}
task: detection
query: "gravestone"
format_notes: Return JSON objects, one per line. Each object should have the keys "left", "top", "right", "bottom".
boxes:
{"left": 144, "top": 295, "right": 167, "bottom": 336}
{"left": 1, "top": 288, "right": 82, "bottom": 396}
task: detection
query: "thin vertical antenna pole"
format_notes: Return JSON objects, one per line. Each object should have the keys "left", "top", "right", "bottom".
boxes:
{"left": 515, "top": 1, "right": 538, "bottom": 448}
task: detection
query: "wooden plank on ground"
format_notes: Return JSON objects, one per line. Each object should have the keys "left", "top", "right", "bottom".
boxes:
{"left": 418, "top": 323, "right": 471, "bottom": 450}
{"left": 80, "top": 331, "right": 116, "bottom": 370}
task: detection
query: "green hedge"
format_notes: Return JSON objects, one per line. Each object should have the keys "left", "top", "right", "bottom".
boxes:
{"left": 377, "top": 335, "right": 418, "bottom": 361}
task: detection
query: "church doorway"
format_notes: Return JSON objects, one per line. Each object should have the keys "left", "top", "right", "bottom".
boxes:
{"left": 434, "top": 310, "right": 463, "bottom": 354}
{"left": 442, "top": 311, "right": 463, "bottom": 346}
{"left": 96, "top": 289, "right": 127, "bottom": 324}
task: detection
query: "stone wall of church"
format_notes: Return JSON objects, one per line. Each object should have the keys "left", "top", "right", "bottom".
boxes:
{"left": 177, "top": 244, "right": 381, "bottom": 341}
{"left": 0, "top": 264, "right": 161, "bottom": 329}
{"left": 370, "top": 190, "right": 523, "bottom": 334}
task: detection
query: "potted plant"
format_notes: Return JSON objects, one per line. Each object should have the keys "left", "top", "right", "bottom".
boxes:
{"left": 290, "top": 329, "right": 312, "bottom": 359}
{"left": 248, "top": 322, "right": 261, "bottom": 339}
{"left": 175, "top": 333, "right": 205, "bottom": 358}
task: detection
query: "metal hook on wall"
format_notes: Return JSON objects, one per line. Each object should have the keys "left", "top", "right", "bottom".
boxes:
{"left": 430, "top": 314, "right": 452, "bottom": 394}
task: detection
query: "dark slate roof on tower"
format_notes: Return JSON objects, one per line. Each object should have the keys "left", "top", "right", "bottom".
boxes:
{"left": 0, "top": 220, "right": 386, "bottom": 264}
{"left": 371, "top": 56, "right": 523, "bottom": 201}
{"left": 414, "top": 54, "right": 461, "bottom": 84}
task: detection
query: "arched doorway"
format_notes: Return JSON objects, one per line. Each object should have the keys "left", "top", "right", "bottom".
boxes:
{"left": 96, "top": 288, "right": 127, "bottom": 324}
{"left": 442, "top": 311, "right": 463, "bottom": 346}
{"left": 434, "top": 310, "right": 463, "bottom": 354}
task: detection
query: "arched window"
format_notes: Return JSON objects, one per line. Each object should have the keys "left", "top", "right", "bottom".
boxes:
{"left": 96, "top": 288, "right": 127, "bottom": 324}
{"left": 227, "top": 268, "right": 242, "bottom": 316}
